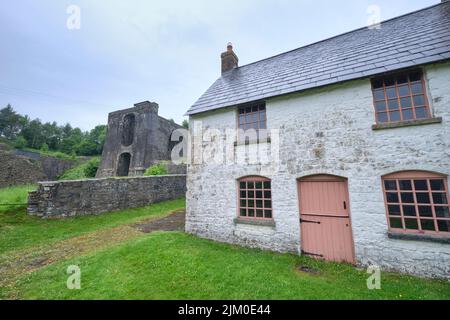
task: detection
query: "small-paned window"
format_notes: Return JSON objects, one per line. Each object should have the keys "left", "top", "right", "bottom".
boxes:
{"left": 382, "top": 171, "right": 450, "bottom": 236}
{"left": 371, "top": 71, "right": 431, "bottom": 124}
{"left": 238, "top": 176, "right": 273, "bottom": 220}
{"left": 238, "top": 103, "right": 267, "bottom": 131}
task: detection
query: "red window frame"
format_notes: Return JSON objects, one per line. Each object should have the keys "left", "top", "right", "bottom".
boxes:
{"left": 238, "top": 176, "right": 273, "bottom": 220}
{"left": 371, "top": 70, "right": 431, "bottom": 124}
{"left": 382, "top": 171, "right": 450, "bottom": 237}
{"left": 238, "top": 103, "right": 267, "bottom": 132}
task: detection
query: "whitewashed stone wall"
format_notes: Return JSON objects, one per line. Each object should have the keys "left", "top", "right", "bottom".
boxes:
{"left": 186, "top": 61, "right": 450, "bottom": 279}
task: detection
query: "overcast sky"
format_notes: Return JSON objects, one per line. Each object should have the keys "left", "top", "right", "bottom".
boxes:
{"left": 0, "top": 0, "right": 438, "bottom": 130}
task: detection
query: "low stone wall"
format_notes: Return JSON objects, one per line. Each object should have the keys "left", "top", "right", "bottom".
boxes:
{"left": 27, "top": 175, "right": 186, "bottom": 219}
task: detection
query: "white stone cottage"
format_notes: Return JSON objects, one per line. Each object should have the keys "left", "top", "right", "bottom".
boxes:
{"left": 185, "top": 2, "right": 450, "bottom": 279}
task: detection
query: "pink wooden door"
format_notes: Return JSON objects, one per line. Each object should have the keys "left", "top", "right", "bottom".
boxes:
{"left": 298, "top": 175, "right": 355, "bottom": 264}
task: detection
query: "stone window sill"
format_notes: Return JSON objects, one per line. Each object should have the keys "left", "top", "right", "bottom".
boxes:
{"left": 234, "top": 137, "right": 271, "bottom": 147}
{"left": 388, "top": 232, "right": 450, "bottom": 244}
{"left": 234, "top": 217, "right": 276, "bottom": 228}
{"left": 372, "top": 117, "right": 442, "bottom": 131}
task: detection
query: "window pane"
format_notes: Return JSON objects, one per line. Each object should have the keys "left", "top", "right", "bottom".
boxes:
{"left": 388, "top": 99, "right": 399, "bottom": 110}
{"left": 264, "top": 181, "right": 271, "bottom": 189}
{"left": 248, "top": 200, "right": 254, "bottom": 208}
{"left": 401, "top": 193, "right": 414, "bottom": 203}
{"left": 256, "top": 190, "right": 263, "bottom": 198}
{"left": 260, "top": 121, "right": 267, "bottom": 129}
{"left": 256, "top": 210, "right": 264, "bottom": 218}
{"left": 245, "top": 107, "right": 251, "bottom": 113}
{"left": 239, "top": 108, "right": 245, "bottom": 114}
{"left": 248, "top": 182, "right": 254, "bottom": 189}
{"left": 265, "top": 211, "right": 272, "bottom": 219}
{"left": 437, "top": 220, "right": 450, "bottom": 232}
{"left": 435, "top": 206, "right": 450, "bottom": 218}
{"left": 248, "top": 209, "right": 255, "bottom": 217}
{"left": 240, "top": 191, "right": 246, "bottom": 198}
{"left": 259, "top": 105, "right": 266, "bottom": 111}
{"left": 252, "top": 106, "right": 259, "bottom": 112}
{"left": 389, "top": 111, "right": 401, "bottom": 122}
{"left": 430, "top": 180, "right": 445, "bottom": 191}
{"left": 386, "top": 87, "right": 397, "bottom": 99}
{"left": 433, "top": 193, "right": 448, "bottom": 205}
{"left": 416, "top": 193, "right": 431, "bottom": 204}
{"left": 400, "top": 97, "right": 412, "bottom": 108}
{"left": 421, "top": 219, "right": 435, "bottom": 231}
{"left": 260, "top": 111, "right": 266, "bottom": 121}
{"left": 255, "top": 181, "right": 263, "bottom": 189}
{"left": 264, "top": 200, "right": 272, "bottom": 208}
{"left": 256, "top": 200, "right": 263, "bottom": 208}
{"left": 418, "top": 206, "right": 433, "bottom": 217}
{"left": 248, "top": 191, "right": 254, "bottom": 198}
{"left": 411, "top": 83, "right": 423, "bottom": 94}
{"left": 415, "top": 107, "right": 428, "bottom": 119}
{"left": 385, "top": 78, "right": 395, "bottom": 87}
{"left": 388, "top": 205, "right": 401, "bottom": 216}
{"left": 402, "top": 109, "right": 414, "bottom": 120}
{"left": 264, "top": 191, "right": 271, "bottom": 198}
{"left": 399, "top": 180, "right": 412, "bottom": 190}
{"left": 414, "top": 180, "right": 428, "bottom": 190}
{"left": 384, "top": 180, "right": 397, "bottom": 190}
{"left": 375, "top": 101, "right": 386, "bottom": 112}
{"left": 404, "top": 219, "right": 419, "bottom": 230}
{"left": 397, "top": 75, "right": 408, "bottom": 84}
{"left": 390, "top": 218, "right": 403, "bottom": 229}
{"left": 398, "top": 85, "right": 410, "bottom": 96}
{"left": 409, "top": 72, "right": 422, "bottom": 82}
{"left": 403, "top": 205, "right": 416, "bottom": 217}
{"left": 377, "top": 112, "right": 388, "bottom": 123}
{"left": 240, "top": 182, "right": 246, "bottom": 189}
{"left": 373, "top": 89, "right": 385, "bottom": 100}
{"left": 240, "top": 209, "right": 247, "bottom": 217}
{"left": 413, "top": 95, "right": 425, "bottom": 106}
{"left": 240, "top": 200, "right": 246, "bottom": 207}
{"left": 386, "top": 192, "right": 399, "bottom": 203}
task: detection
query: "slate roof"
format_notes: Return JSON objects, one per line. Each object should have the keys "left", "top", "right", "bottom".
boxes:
{"left": 187, "top": 2, "right": 450, "bottom": 115}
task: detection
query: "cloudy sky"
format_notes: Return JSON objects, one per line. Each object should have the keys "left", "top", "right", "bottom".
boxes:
{"left": 0, "top": 0, "right": 437, "bottom": 130}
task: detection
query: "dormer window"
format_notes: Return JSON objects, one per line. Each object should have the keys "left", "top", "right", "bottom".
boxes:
{"left": 371, "top": 71, "right": 431, "bottom": 124}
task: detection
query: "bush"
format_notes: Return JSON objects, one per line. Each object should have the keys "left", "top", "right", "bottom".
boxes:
{"left": 40, "top": 143, "right": 49, "bottom": 152}
{"left": 84, "top": 158, "right": 100, "bottom": 178}
{"left": 58, "top": 157, "right": 100, "bottom": 180}
{"left": 144, "top": 163, "right": 168, "bottom": 176}
{"left": 13, "top": 136, "right": 27, "bottom": 149}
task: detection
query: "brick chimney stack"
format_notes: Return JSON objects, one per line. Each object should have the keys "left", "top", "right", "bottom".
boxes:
{"left": 221, "top": 42, "right": 239, "bottom": 74}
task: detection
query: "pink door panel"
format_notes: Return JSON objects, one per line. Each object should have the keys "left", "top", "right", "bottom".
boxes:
{"left": 298, "top": 176, "right": 355, "bottom": 264}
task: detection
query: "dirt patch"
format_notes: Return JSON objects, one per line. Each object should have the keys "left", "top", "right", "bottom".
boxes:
{"left": 133, "top": 210, "right": 185, "bottom": 233}
{"left": 296, "top": 265, "right": 321, "bottom": 275}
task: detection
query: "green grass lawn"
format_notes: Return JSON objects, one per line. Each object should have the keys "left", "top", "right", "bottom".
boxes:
{"left": 0, "top": 184, "right": 36, "bottom": 214}
{"left": 0, "top": 193, "right": 185, "bottom": 254}
{"left": 1, "top": 185, "right": 449, "bottom": 300}
{"left": 13, "top": 232, "right": 450, "bottom": 300}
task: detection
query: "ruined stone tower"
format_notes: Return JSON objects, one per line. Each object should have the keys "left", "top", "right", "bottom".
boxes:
{"left": 96, "top": 101, "right": 182, "bottom": 178}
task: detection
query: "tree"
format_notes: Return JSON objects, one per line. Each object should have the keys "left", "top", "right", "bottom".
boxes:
{"left": 182, "top": 119, "right": 189, "bottom": 129}
{"left": 0, "top": 104, "right": 27, "bottom": 139}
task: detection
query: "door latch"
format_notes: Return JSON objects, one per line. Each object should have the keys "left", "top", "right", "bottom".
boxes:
{"left": 300, "top": 219, "right": 321, "bottom": 224}
{"left": 301, "top": 250, "right": 324, "bottom": 258}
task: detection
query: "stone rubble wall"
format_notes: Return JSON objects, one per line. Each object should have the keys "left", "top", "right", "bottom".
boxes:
{"left": 28, "top": 175, "right": 186, "bottom": 219}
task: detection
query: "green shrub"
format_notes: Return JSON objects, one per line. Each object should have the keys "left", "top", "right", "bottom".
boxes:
{"left": 40, "top": 143, "right": 49, "bottom": 152}
{"left": 144, "top": 163, "right": 168, "bottom": 176}
{"left": 13, "top": 136, "right": 27, "bottom": 149}
{"left": 84, "top": 158, "right": 100, "bottom": 178}
{"left": 59, "top": 157, "right": 100, "bottom": 180}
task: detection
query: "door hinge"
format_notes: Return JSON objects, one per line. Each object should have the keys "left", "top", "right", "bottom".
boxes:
{"left": 300, "top": 219, "right": 321, "bottom": 224}
{"left": 301, "top": 250, "right": 324, "bottom": 258}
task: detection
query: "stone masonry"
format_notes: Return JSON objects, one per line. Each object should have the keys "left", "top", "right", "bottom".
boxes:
{"left": 186, "top": 61, "right": 450, "bottom": 279}
{"left": 97, "top": 101, "right": 183, "bottom": 178}
{"left": 28, "top": 175, "right": 186, "bottom": 218}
